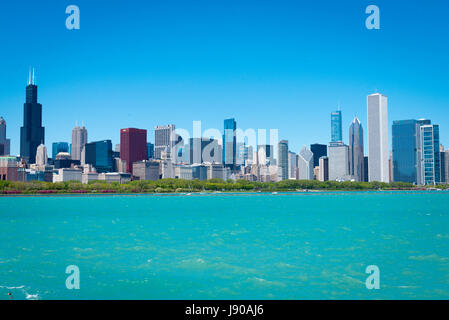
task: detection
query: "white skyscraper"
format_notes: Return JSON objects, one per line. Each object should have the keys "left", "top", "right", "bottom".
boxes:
{"left": 35, "top": 144, "right": 48, "bottom": 166}
{"left": 297, "top": 146, "right": 314, "bottom": 180}
{"left": 154, "top": 124, "right": 175, "bottom": 160}
{"left": 71, "top": 125, "right": 88, "bottom": 161}
{"left": 367, "top": 93, "right": 389, "bottom": 182}
{"left": 328, "top": 144, "right": 349, "bottom": 181}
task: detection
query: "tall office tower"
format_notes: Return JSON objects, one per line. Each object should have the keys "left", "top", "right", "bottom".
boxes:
{"left": 297, "top": 146, "right": 314, "bottom": 180}
{"left": 363, "top": 157, "right": 369, "bottom": 182}
{"left": 445, "top": 150, "right": 449, "bottom": 183}
{"left": 419, "top": 124, "right": 441, "bottom": 185}
{"left": 84, "top": 140, "right": 113, "bottom": 173}
{"left": 367, "top": 93, "right": 389, "bottom": 182}
{"left": 349, "top": 117, "right": 364, "bottom": 182}
{"left": 331, "top": 109, "right": 343, "bottom": 144}
{"left": 257, "top": 144, "right": 275, "bottom": 165}
{"left": 288, "top": 151, "right": 297, "bottom": 179}
{"left": 120, "top": 128, "right": 147, "bottom": 175}
{"left": 277, "top": 140, "right": 289, "bottom": 181}
{"left": 154, "top": 124, "right": 175, "bottom": 160}
{"left": 35, "top": 144, "right": 48, "bottom": 166}
{"left": 20, "top": 69, "right": 45, "bottom": 163}
{"left": 328, "top": 144, "right": 349, "bottom": 181}
{"left": 223, "top": 118, "right": 237, "bottom": 169}
{"left": 52, "top": 142, "right": 69, "bottom": 160}
{"left": 71, "top": 125, "right": 88, "bottom": 161}
{"left": 310, "top": 143, "right": 327, "bottom": 168}
{"left": 441, "top": 151, "right": 446, "bottom": 183}
{"left": 318, "top": 156, "right": 329, "bottom": 181}
{"left": 189, "top": 137, "right": 215, "bottom": 164}
{"left": 0, "top": 117, "right": 11, "bottom": 156}
{"left": 392, "top": 120, "right": 420, "bottom": 183}
{"left": 236, "top": 143, "right": 249, "bottom": 166}
{"left": 147, "top": 143, "right": 154, "bottom": 160}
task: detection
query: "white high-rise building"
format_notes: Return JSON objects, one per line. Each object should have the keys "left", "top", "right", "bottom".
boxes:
{"left": 297, "top": 146, "right": 314, "bottom": 180}
{"left": 35, "top": 144, "right": 48, "bottom": 166}
{"left": 288, "top": 151, "right": 297, "bottom": 179}
{"left": 367, "top": 93, "right": 389, "bottom": 182}
{"left": 71, "top": 125, "right": 88, "bottom": 161}
{"left": 328, "top": 144, "right": 349, "bottom": 181}
{"left": 154, "top": 124, "right": 176, "bottom": 160}
{"left": 0, "top": 116, "right": 11, "bottom": 156}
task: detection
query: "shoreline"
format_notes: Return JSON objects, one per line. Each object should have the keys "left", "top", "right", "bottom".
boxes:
{"left": 1, "top": 189, "right": 447, "bottom": 198}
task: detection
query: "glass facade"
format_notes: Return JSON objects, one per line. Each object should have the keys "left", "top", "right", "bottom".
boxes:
{"left": 420, "top": 125, "right": 440, "bottom": 185}
{"left": 223, "top": 118, "right": 236, "bottom": 168}
{"left": 392, "top": 120, "right": 418, "bottom": 183}
{"left": 310, "top": 144, "right": 327, "bottom": 168}
{"left": 52, "top": 142, "right": 69, "bottom": 159}
{"left": 85, "top": 140, "right": 113, "bottom": 173}
{"left": 331, "top": 110, "right": 342, "bottom": 143}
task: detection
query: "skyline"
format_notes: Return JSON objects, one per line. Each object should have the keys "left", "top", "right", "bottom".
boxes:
{"left": 1, "top": 0, "right": 449, "bottom": 155}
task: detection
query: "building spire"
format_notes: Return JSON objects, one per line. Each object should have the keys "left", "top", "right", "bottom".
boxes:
{"left": 32, "top": 68, "right": 35, "bottom": 85}
{"left": 28, "top": 67, "right": 31, "bottom": 85}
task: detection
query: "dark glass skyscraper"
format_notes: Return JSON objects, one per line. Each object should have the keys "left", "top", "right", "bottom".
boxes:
{"left": 331, "top": 110, "right": 342, "bottom": 144}
{"left": 52, "top": 142, "right": 69, "bottom": 159}
{"left": 223, "top": 118, "right": 236, "bottom": 169}
{"left": 84, "top": 140, "right": 113, "bottom": 173}
{"left": 392, "top": 120, "right": 419, "bottom": 183}
{"left": 310, "top": 143, "right": 327, "bottom": 168}
{"left": 20, "top": 70, "right": 45, "bottom": 163}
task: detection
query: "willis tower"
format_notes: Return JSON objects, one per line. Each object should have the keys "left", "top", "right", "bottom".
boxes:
{"left": 20, "top": 68, "right": 45, "bottom": 163}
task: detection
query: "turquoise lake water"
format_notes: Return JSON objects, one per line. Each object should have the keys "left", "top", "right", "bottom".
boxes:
{"left": 0, "top": 192, "right": 448, "bottom": 300}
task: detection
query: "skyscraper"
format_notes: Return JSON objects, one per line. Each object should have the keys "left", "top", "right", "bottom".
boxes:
{"left": 331, "top": 110, "right": 343, "bottom": 144}
{"left": 35, "top": 144, "right": 48, "bottom": 166}
{"left": 189, "top": 137, "right": 215, "bottom": 164}
{"left": 278, "top": 140, "right": 289, "bottom": 181}
{"left": 223, "top": 118, "right": 237, "bottom": 169}
{"left": 288, "top": 151, "right": 297, "bottom": 180}
{"left": 154, "top": 124, "right": 175, "bottom": 160}
{"left": 0, "top": 117, "right": 11, "bottom": 156}
{"left": 297, "top": 146, "right": 314, "bottom": 180}
{"left": 52, "top": 142, "right": 69, "bottom": 160}
{"left": 310, "top": 143, "right": 327, "bottom": 168}
{"left": 349, "top": 117, "right": 364, "bottom": 181}
{"left": 120, "top": 128, "right": 147, "bottom": 175}
{"left": 318, "top": 156, "right": 329, "bottom": 181}
{"left": 147, "top": 143, "right": 154, "bottom": 160}
{"left": 71, "top": 125, "right": 88, "bottom": 161}
{"left": 419, "top": 124, "right": 441, "bottom": 185}
{"left": 445, "top": 149, "right": 449, "bottom": 183}
{"left": 84, "top": 140, "right": 113, "bottom": 173}
{"left": 392, "top": 120, "right": 420, "bottom": 184}
{"left": 367, "top": 93, "right": 389, "bottom": 182}
{"left": 20, "top": 69, "right": 45, "bottom": 163}
{"left": 328, "top": 144, "right": 349, "bottom": 181}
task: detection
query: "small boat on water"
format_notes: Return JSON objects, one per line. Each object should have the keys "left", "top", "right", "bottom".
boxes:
{"left": 272, "top": 192, "right": 278, "bottom": 195}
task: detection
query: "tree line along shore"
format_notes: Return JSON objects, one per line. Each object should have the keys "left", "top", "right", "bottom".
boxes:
{"left": 1, "top": 179, "right": 447, "bottom": 195}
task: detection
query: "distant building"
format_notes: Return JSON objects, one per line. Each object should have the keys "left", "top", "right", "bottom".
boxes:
{"left": 189, "top": 137, "right": 216, "bottom": 164}
{"left": 53, "top": 168, "right": 83, "bottom": 183}
{"left": 367, "top": 93, "right": 389, "bottom": 182}
{"left": 278, "top": 140, "right": 289, "bottom": 181}
{"left": 147, "top": 143, "right": 154, "bottom": 159}
{"left": 20, "top": 69, "right": 45, "bottom": 164}
{"left": 318, "top": 156, "right": 329, "bottom": 181}
{"left": 154, "top": 124, "right": 175, "bottom": 160}
{"left": 0, "top": 156, "right": 19, "bottom": 181}
{"left": 288, "top": 151, "right": 297, "bottom": 180}
{"left": 420, "top": 124, "right": 441, "bottom": 185}
{"left": 177, "top": 164, "right": 208, "bottom": 180}
{"left": 0, "top": 117, "right": 11, "bottom": 156}
{"left": 223, "top": 118, "right": 237, "bottom": 169}
{"left": 310, "top": 143, "right": 327, "bottom": 168}
{"left": 82, "top": 172, "right": 99, "bottom": 184}
{"left": 328, "top": 144, "right": 349, "bottom": 181}
{"left": 71, "top": 125, "right": 88, "bottom": 161}
{"left": 35, "top": 144, "right": 48, "bottom": 166}
{"left": 133, "top": 160, "right": 160, "bottom": 181}
{"left": 84, "top": 140, "right": 113, "bottom": 173}
{"left": 392, "top": 120, "right": 420, "bottom": 184}
{"left": 98, "top": 172, "right": 131, "bottom": 184}
{"left": 297, "top": 146, "right": 314, "bottom": 180}
{"left": 349, "top": 117, "right": 364, "bottom": 181}
{"left": 120, "top": 128, "right": 147, "bottom": 175}
{"left": 445, "top": 150, "right": 449, "bottom": 183}
{"left": 53, "top": 152, "right": 80, "bottom": 169}
{"left": 206, "top": 163, "right": 230, "bottom": 180}
{"left": 331, "top": 109, "right": 343, "bottom": 144}
{"left": 52, "top": 142, "right": 69, "bottom": 160}
{"left": 257, "top": 145, "right": 275, "bottom": 166}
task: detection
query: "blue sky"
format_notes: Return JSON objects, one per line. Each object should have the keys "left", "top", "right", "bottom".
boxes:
{"left": 1, "top": 0, "right": 448, "bottom": 156}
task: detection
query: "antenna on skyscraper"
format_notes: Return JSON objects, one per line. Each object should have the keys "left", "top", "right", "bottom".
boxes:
{"left": 32, "top": 68, "right": 35, "bottom": 85}
{"left": 28, "top": 67, "right": 31, "bottom": 85}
